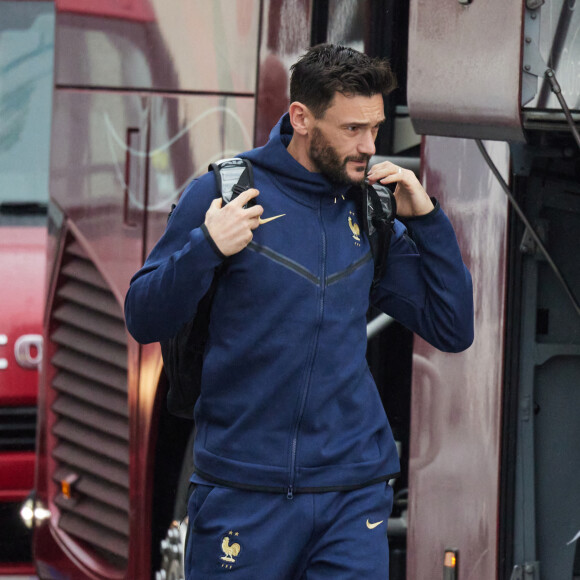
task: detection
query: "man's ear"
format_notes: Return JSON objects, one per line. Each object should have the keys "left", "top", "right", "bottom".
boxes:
{"left": 288, "top": 101, "right": 312, "bottom": 136}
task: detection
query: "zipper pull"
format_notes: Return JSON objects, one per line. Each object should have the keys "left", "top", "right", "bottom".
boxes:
{"left": 287, "top": 486, "right": 294, "bottom": 500}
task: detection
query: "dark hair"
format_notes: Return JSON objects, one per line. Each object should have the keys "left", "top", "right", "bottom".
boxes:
{"left": 289, "top": 44, "right": 397, "bottom": 118}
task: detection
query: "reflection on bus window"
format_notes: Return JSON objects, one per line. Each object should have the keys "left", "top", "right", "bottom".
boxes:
{"left": 0, "top": 2, "right": 54, "bottom": 206}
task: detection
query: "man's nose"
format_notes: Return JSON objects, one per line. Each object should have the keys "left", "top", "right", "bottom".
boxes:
{"left": 358, "top": 130, "right": 376, "bottom": 156}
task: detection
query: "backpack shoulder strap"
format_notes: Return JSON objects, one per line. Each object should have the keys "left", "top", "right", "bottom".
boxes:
{"left": 161, "top": 159, "right": 255, "bottom": 420}
{"left": 203, "top": 158, "right": 254, "bottom": 286}
{"left": 363, "top": 183, "right": 397, "bottom": 291}
{"left": 166, "top": 158, "right": 254, "bottom": 222}
{"left": 209, "top": 157, "right": 254, "bottom": 204}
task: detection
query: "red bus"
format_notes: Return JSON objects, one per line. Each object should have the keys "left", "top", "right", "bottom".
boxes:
{"left": 30, "top": 1, "right": 579, "bottom": 579}
{"left": 0, "top": 0, "right": 51, "bottom": 574}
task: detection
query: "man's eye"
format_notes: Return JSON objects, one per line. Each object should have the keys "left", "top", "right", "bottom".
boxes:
{"left": 346, "top": 126, "right": 358, "bottom": 133}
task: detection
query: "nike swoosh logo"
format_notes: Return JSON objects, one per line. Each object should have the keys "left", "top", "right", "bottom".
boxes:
{"left": 366, "top": 519, "right": 384, "bottom": 530}
{"left": 259, "top": 214, "right": 285, "bottom": 225}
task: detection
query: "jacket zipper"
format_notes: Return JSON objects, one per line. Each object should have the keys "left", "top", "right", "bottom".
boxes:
{"left": 287, "top": 200, "right": 327, "bottom": 499}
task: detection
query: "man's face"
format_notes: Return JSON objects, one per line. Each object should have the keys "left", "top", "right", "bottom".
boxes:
{"left": 308, "top": 92, "right": 385, "bottom": 185}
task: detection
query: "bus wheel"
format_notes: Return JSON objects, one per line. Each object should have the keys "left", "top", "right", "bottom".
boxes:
{"left": 155, "top": 519, "right": 187, "bottom": 580}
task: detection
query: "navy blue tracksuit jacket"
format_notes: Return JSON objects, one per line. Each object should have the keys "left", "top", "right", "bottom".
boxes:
{"left": 124, "top": 113, "right": 474, "bottom": 497}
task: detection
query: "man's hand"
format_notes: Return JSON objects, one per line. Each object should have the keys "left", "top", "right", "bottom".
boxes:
{"left": 367, "top": 161, "right": 434, "bottom": 218}
{"left": 204, "top": 188, "right": 264, "bottom": 256}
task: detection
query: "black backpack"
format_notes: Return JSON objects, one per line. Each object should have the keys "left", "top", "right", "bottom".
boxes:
{"left": 161, "top": 158, "right": 396, "bottom": 419}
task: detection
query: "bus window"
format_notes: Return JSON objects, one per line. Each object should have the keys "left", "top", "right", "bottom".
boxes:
{"left": 0, "top": 1, "right": 52, "bottom": 571}
{"left": 0, "top": 1, "right": 54, "bottom": 216}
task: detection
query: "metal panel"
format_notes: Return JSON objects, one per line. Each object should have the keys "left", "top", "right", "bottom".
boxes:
{"left": 511, "top": 164, "right": 580, "bottom": 580}
{"left": 407, "top": 136, "right": 510, "bottom": 579}
{"left": 54, "top": 0, "right": 261, "bottom": 94}
{"left": 407, "top": 0, "right": 525, "bottom": 141}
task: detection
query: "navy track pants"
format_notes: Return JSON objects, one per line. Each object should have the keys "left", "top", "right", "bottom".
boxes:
{"left": 185, "top": 481, "right": 393, "bottom": 579}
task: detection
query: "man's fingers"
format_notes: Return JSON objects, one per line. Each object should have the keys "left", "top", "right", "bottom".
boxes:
{"left": 244, "top": 204, "right": 264, "bottom": 219}
{"left": 367, "top": 162, "right": 405, "bottom": 185}
{"left": 367, "top": 162, "right": 433, "bottom": 217}
{"left": 230, "top": 187, "right": 260, "bottom": 208}
{"left": 209, "top": 197, "right": 223, "bottom": 211}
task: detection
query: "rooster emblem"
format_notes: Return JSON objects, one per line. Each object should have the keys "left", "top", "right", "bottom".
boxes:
{"left": 348, "top": 214, "right": 361, "bottom": 242}
{"left": 221, "top": 534, "right": 241, "bottom": 563}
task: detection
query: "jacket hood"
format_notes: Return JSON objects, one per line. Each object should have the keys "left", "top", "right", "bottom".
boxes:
{"left": 242, "top": 113, "right": 352, "bottom": 201}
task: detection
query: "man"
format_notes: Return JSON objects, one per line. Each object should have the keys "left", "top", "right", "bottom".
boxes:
{"left": 125, "top": 44, "right": 473, "bottom": 579}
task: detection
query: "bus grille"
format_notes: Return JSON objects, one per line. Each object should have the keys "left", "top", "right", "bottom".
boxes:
{"left": 0, "top": 406, "right": 36, "bottom": 451}
{"left": 50, "top": 235, "right": 129, "bottom": 569}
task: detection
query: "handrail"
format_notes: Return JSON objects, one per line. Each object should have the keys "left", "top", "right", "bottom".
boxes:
{"left": 367, "top": 313, "right": 395, "bottom": 340}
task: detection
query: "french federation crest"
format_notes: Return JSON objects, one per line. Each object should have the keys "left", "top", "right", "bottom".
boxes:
{"left": 348, "top": 210, "right": 361, "bottom": 246}
{"left": 220, "top": 531, "right": 241, "bottom": 570}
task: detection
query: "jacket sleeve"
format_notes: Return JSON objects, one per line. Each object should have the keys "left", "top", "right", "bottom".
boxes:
{"left": 371, "top": 202, "right": 474, "bottom": 353}
{"left": 124, "top": 175, "right": 225, "bottom": 344}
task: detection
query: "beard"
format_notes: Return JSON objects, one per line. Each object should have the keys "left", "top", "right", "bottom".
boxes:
{"left": 309, "top": 127, "right": 370, "bottom": 185}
